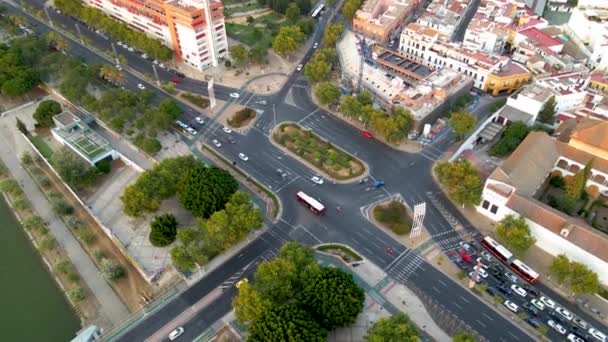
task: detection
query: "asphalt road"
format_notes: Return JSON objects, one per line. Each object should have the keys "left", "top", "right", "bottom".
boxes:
{"left": 6, "top": 1, "right": 606, "bottom": 341}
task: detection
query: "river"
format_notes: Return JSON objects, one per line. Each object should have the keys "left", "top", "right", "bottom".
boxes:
{"left": 0, "top": 196, "right": 80, "bottom": 341}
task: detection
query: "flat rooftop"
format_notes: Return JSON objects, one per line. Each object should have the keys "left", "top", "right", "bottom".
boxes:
{"left": 377, "top": 50, "right": 433, "bottom": 77}
{"left": 53, "top": 113, "right": 113, "bottom": 161}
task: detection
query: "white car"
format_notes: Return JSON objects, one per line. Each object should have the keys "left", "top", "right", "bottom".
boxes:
{"left": 311, "top": 176, "right": 324, "bottom": 185}
{"left": 186, "top": 127, "right": 197, "bottom": 135}
{"left": 195, "top": 117, "right": 205, "bottom": 125}
{"left": 468, "top": 271, "right": 481, "bottom": 282}
{"left": 540, "top": 296, "right": 556, "bottom": 310}
{"left": 503, "top": 300, "right": 519, "bottom": 313}
{"left": 238, "top": 153, "right": 248, "bottom": 161}
{"left": 117, "top": 41, "right": 123, "bottom": 47}
{"left": 313, "top": 42, "right": 319, "bottom": 49}
{"left": 222, "top": 127, "right": 232, "bottom": 134}
{"left": 168, "top": 327, "right": 184, "bottom": 340}
{"left": 141, "top": 53, "right": 148, "bottom": 59}
{"left": 212, "top": 139, "right": 221, "bottom": 147}
{"left": 296, "top": 64, "right": 303, "bottom": 71}
{"left": 511, "top": 284, "right": 527, "bottom": 297}
{"left": 475, "top": 257, "right": 489, "bottom": 269}
{"left": 548, "top": 320, "right": 567, "bottom": 335}
{"left": 531, "top": 298, "right": 545, "bottom": 311}
{"left": 480, "top": 251, "right": 493, "bottom": 261}
{"left": 128, "top": 47, "right": 134, "bottom": 52}
{"left": 158, "top": 63, "right": 166, "bottom": 69}
{"left": 588, "top": 328, "right": 607, "bottom": 342}
{"left": 115, "top": 64, "right": 123, "bottom": 71}
{"left": 555, "top": 306, "right": 574, "bottom": 321}
{"left": 229, "top": 92, "right": 240, "bottom": 98}
{"left": 568, "top": 333, "right": 586, "bottom": 342}
{"left": 459, "top": 241, "right": 473, "bottom": 253}
{"left": 137, "top": 83, "right": 146, "bottom": 90}
{"left": 152, "top": 59, "right": 159, "bottom": 65}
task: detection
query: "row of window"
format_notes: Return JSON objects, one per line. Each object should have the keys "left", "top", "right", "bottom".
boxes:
{"left": 401, "top": 43, "right": 485, "bottom": 83}
{"left": 481, "top": 200, "right": 499, "bottom": 214}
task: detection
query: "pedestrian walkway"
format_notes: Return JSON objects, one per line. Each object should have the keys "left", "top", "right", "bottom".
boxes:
{"left": 0, "top": 116, "right": 130, "bottom": 325}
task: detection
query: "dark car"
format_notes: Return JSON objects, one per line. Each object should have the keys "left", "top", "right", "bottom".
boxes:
{"left": 175, "top": 71, "right": 186, "bottom": 78}
{"left": 522, "top": 284, "right": 540, "bottom": 297}
{"left": 455, "top": 260, "right": 468, "bottom": 270}
{"left": 522, "top": 303, "right": 540, "bottom": 316}
{"left": 526, "top": 318, "right": 543, "bottom": 328}
{"left": 486, "top": 286, "right": 501, "bottom": 297}
{"left": 497, "top": 284, "right": 512, "bottom": 296}
{"left": 550, "top": 311, "right": 567, "bottom": 325}
{"left": 570, "top": 325, "right": 588, "bottom": 338}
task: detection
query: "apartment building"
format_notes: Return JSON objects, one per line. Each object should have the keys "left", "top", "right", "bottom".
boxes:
{"left": 352, "top": 0, "right": 418, "bottom": 43}
{"left": 463, "top": 0, "right": 521, "bottom": 54}
{"left": 85, "top": 0, "right": 229, "bottom": 70}
{"left": 416, "top": 0, "right": 472, "bottom": 42}
{"left": 567, "top": 5, "right": 608, "bottom": 69}
{"left": 399, "top": 22, "right": 530, "bottom": 95}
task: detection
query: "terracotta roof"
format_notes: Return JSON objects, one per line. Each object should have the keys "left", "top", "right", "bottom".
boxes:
{"left": 518, "top": 27, "right": 563, "bottom": 48}
{"left": 591, "top": 72, "right": 608, "bottom": 85}
{"left": 570, "top": 117, "right": 608, "bottom": 151}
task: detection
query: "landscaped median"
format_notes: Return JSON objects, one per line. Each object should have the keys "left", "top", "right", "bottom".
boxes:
{"left": 315, "top": 243, "right": 363, "bottom": 265}
{"left": 271, "top": 122, "right": 368, "bottom": 182}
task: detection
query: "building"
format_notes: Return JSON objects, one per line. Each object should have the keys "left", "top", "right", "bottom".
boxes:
{"left": 477, "top": 123, "right": 608, "bottom": 284}
{"left": 589, "top": 72, "right": 608, "bottom": 94}
{"left": 85, "top": 0, "right": 229, "bottom": 70}
{"left": 463, "top": 0, "right": 521, "bottom": 54}
{"left": 566, "top": 5, "right": 608, "bottom": 69}
{"left": 399, "top": 22, "right": 531, "bottom": 95}
{"left": 352, "top": 0, "right": 417, "bottom": 43}
{"left": 525, "top": 0, "right": 547, "bottom": 15}
{"left": 535, "top": 71, "right": 589, "bottom": 112}
{"left": 416, "top": 0, "right": 473, "bottom": 42}
{"left": 51, "top": 112, "right": 117, "bottom": 166}
{"left": 515, "top": 27, "right": 564, "bottom": 57}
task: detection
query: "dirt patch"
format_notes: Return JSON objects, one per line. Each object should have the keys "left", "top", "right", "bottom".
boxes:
{"left": 227, "top": 107, "right": 257, "bottom": 130}
{"left": 212, "top": 325, "right": 241, "bottom": 342}
{"left": 225, "top": 9, "right": 273, "bottom": 24}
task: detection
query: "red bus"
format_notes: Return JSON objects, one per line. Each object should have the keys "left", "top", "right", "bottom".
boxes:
{"left": 481, "top": 236, "right": 513, "bottom": 264}
{"left": 509, "top": 259, "right": 540, "bottom": 284}
{"left": 296, "top": 191, "right": 325, "bottom": 215}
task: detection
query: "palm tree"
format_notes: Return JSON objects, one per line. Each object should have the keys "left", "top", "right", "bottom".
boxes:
{"left": 47, "top": 32, "right": 69, "bottom": 51}
{"left": 99, "top": 65, "right": 126, "bottom": 86}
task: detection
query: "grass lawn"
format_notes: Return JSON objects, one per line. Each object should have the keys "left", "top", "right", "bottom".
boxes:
{"left": 273, "top": 123, "right": 365, "bottom": 180}
{"left": 29, "top": 135, "right": 54, "bottom": 160}
{"left": 225, "top": 3, "right": 262, "bottom": 16}
{"left": 373, "top": 201, "right": 412, "bottom": 235}
{"left": 316, "top": 244, "right": 363, "bottom": 262}
{"left": 225, "top": 13, "right": 282, "bottom": 48}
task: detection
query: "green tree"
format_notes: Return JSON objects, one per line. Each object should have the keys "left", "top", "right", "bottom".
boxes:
{"left": 233, "top": 281, "right": 273, "bottom": 323}
{"left": 51, "top": 147, "right": 98, "bottom": 189}
{"left": 170, "top": 245, "right": 196, "bottom": 271}
{"left": 449, "top": 111, "right": 477, "bottom": 140}
{"left": 250, "top": 44, "right": 268, "bottom": 64}
{"left": 495, "top": 215, "right": 536, "bottom": 256}
{"left": 33, "top": 99, "right": 62, "bottom": 127}
{"left": 489, "top": 121, "right": 530, "bottom": 157}
{"left": 179, "top": 166, "right": 239, "bottom": 218}
{"left": 16, "top": 118, "right": 28, "bottom": 134}
{"left": 569, "top": 261, "right": 600, "bottom": 295}
{"left": 315, "top": 82, "right": 341, "bottom": 105}
{"left": 99, "top": 258, "right": 124, "bottom": 280}
{"left": 565, "top": 161, "right": 592, "bottom": 200}
{"left": 248, "top": 303, "right": 327, "bottom": 342}
{"left": 96, "top": 159, "right": 111, "bottom": 174}
{"left": 149, "top": 214, "right": 178, "bottom": 247}
{"left": 326, "top": 0, "right": 338, "bottom": 6}
{"left": 358, "top": 91, "right": 373, "bottom": 106}
{"left": 365, "top": 313, "right": 419, "bottom": 342}
{"left": 273, "top": 25, "right": 305, "bottom": 56}
{"left": 537, "top": 96, "right": 556, "bottom": 125}
{"left": 154, "top": 98, "right": 182, "bottom": 130}
{"left": 453, "top": 331, "right": 476, "bottom": 342}
{"left": 340, "top": 95, "right": 362, "bottom": 118}
{"left": 299, "top": 267, "right": 365, "bottom": 330}
{"left": 323, "top": 23, "right": 345, "bottom": 48}
{"left": 285, "top": 2, "right": 301, "bottom": 23}
{"left": 342, "top": 0, "right": 362, "bottom": 22}
{"left": 230, "top": 44, "right": 250, "bottom": 66}
{"left": 305, "top": 53, "right": 331, "bottom": 83}
{"left": 549, "top": 254, "right": 571, "bottom": 285}
{"left": 297, "top": 18, "right": 315, "bottom": 36}
{"left": 435, "top": 160, "right": 483, "bottom": 206}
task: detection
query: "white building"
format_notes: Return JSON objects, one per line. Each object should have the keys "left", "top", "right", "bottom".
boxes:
{"left": 567, "top": 6, "right": 608, "bottom": 69}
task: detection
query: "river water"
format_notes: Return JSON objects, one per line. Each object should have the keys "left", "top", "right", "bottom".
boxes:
{"left": 0, "top": 197, "right": 80, "bottom": 341}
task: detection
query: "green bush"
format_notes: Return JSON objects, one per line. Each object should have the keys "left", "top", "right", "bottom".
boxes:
{"left": 50, "top": 194, "right": 74, "bottom": 216}
{"left": 39, "top": 236, "right": 57, "bottom": 252}
{"left": 227, "top": 108, "right": 256, "bottom": 128}
{"left": 373, "top": 201, "right": 412, "bottom": 235}
{"left": 93, "top": 250, "right": 106, "bottom": 262}
{"left": 78, "top": 229, "right": 97, "bottom": 246}
{"left": 149, "top": 214, "right": 178, "bottom": 247}
{"left": 96, "top": 159, "right": 111, "bottom": 174}
{"left": 550, "top": 175, "right": 565, "bottom": 188}
{"left": 134, "top": 134, "right": 161, "bottom": 155}
{"left": 99, "top": 258, "right": 125, "bottom": 280}
{"left": 68, "top": 287, "right": 85, "bottom": 302}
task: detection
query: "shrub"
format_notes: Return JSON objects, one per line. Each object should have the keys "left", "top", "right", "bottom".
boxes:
{"left": 100, "top": 258, "right": 125, "bottom": 280}
{"left": 96, "top": 159, "right": 111, "bottom": 174}
{"left": 13, "top": 197, "right": 29, "bottom": 210}
{"left": 50, "top": 195, "right": 74, "bottom": 216}
{"left": 134, "top": 134, "right": 162, "bottom": 155}
{"left": 227, "top": 108, "right": 255, "bottom": 128}
{"left": 149, "top": 214, "right": 178, "bottom": 247}
{"left": 78, "top": 229, "right": 97, "bottom": 246}
{"left": 373, "top": 201, "right": 412, "bottom": 235}
{"left": 23, "top": 215, "right": 45, "bottom": 231}
{"left": 93, "top": 250, "right": 106, "bottom": 262}
{"left": 39, "top": 236, "right": 57, "bottom": 252}
{"left": 550, "top": 175, "right": 565, "bottom": 189}
{"left": 68, "top": 287, "right": 85, "bottom": 302}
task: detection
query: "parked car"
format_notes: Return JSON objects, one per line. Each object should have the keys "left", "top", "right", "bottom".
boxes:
{"left": 568, "top": 333, "right": 586, "bottom": 342}
{"left": 361, "top": 130, "right": 372, "bottom": 139}
{"left": 475, "top": 257, "right": 490, "bottom": 269}
{"left": 459, "top": 241, "right": 473, "bottom": 253}
{"left": 588, "top": 328, "right": 607, "bottom": 342}
{"left": 311, "top": 176, "right": 324, "bottom": 185}
{"left": 504, "top": 271, "right": 518, "bottom": 283}
{"left": 481, "top": 251, "right": 493, "bottom": 261}
{"left": 531, "top": 298, "right": 545, "bottom": 311}
{"left": 137, "top": 83, "right": 146, "bottom": 90}
{"left": 238, "top": 153, "right": 248, "bottom": 161}
{"left": 229, "top": 92, "right": 240, "bottom": 98}
{"left": 170, "top": 76, "right": 182, "bottom": 84}
{"left": 522, "top": 284, "right": 540, "bottom": 298}
{"left": 548, "top": 320, "right": 567, "bottom": 335}
{"left": 522, "top": 303, "right": 540, "bottom": 316}
{"left": 503, "top": 300, "right": 519, "bottom": 313}
{"left": 212, "top": 139, "right": 221, "bottom": 147}
{"left": 223, "top": 127, "right": 232, "bottom": 134}
{"left": 556, "top": 306, "right": 574, "bottom": 321}
{"left": 570, "top": 326, "right": 588, "bottom": 339}
{"left": 195, "top": 117, "right": 205, "bottom": 125}
{"left": 476, "top": 267, "right": 488, "bottom": 278}
{"left": 497, "top": 283, "right": 512, "bottom": 296}
{"left": 540, "top": 296, "right": 557, "bottom": 310}
{"left": 186, "top": 127, "right": 197, "bottom": 135}
{"left": 468, "top": 271, "right": 481, "bottom": 283}
{"left": 511, "top": 284, "right": 527, "bottom": 297}
{"left": 485, "top": 287, "right": 501, "bottom": 297}
{"left": 168, "top": 327, "right": 184, "bottom": 340}
{"left": 296, "top": 64, "right": 303, "bottom": 71}
{"left": 573, "top": 317, "right": 589, "bottom": 330}
{"left": 526, "top": 318, "right": 543, "bottom": 329}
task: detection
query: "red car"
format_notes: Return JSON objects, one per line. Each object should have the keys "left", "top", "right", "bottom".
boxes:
{"left": 170, "top": 76, "right": 182, "bottom": 84}
{"left": 361, "top": 131, "right": 372, "bottom": 139}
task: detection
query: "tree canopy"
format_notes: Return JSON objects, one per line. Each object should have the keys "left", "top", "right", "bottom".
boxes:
{"left": 435, "top": 160, "right": 482, "bottom": 206}
{"left": 285, "top": 2, "right": 301, "bottom": 23}
{"left": 549, "top": 254, "right": 600, "bottom": 295}
{"left": 248, "top": 303, "right": 327, "bottom": 342}
{"left": 0, "top": 41, "right": 41, "bottom": 96}
{"left": 537, "top": 96, "right": 556, "bottom": 125}
{"left": 273, "top": 25, "right": 305, "bottom": 56}
{"left": 257, "top": 0, "right": 311, "bottom": 14}
{"left": 495, "top": 215, "right": 536, "bottom": 256}
{"left": 489, "top": 121, "right": 529, "bottom": 157}
{"left": 342, "top": 0, "right": 363, "bottom": 22}
{"left": 178, "top": 165, "right": 239, "bottom": 218}
{"left": 305, "top": 53, "right": 331, "bottom": 83}
{"left": 149, "top": 214, "right": 178, "bottom": 247}
{"left": 453, "top": 331, "right": 477, "bottom": 342}
{"left": 365, "top": 313, "right": 419, "bottom": 342}
{"left": 564, "top": 161, "right": 592, "bottom": 201}
{"left": 549, "top": 254, "right": 572, "bottom": 285}
{"left": 449, "top": 111, "right": 476, "bottom": 140}
{"left": 33, "top": 99, "right": 62, "bottom": 127}
{"left": 315, "top": 82, "right": 341, "bottom": 105}
{"left": 323, "top": 23, "right": 345, "bottom": 48}
{"left": 51, "top": 147, "right": 98, "bottom": 189}
{"left": 230, "top": 44, "right": 250, "bottom": 66}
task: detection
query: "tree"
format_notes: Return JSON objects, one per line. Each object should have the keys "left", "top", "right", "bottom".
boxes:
{"left": 51, "top": 147, "right": 98, "bottom": 189}
{"left": 453, "top": 331, "right": 477, "bottom": 342}
{"left": 96, "top": 159, "right": 111, "bottom": 174}
{"left": 435, "top": 160, "right": 483, "bottom": 206}
{"left": 46, "top": 32, "right": 69, "bottom": 51}
{"left": 495, "top": 215, "right": 536, "bottom": 256}
{"left": 246, "top": 15, "right": 255, "bottom": 24}
{"left": 99, "top": 64, "right": 126, "bottom": 86}
{"left": 365, "top": 313, "right": 419, "bottom": 342}
{"left": 299, "top": 267, "right": 365, "bottom": 330}
{"left": 149, "top": 214, "right": 178, "bottom": 247}
{"left": 537, "top": 96, "right": 556, "bottom": 125}
{"left": 565, "top": 161, "right": 592, "bottom": 200}
{"left": 179, "top": 166, "right": 239, "bottom": 218}
{"left": 230, "top": 44, "right": 250, "bottom": 66}
{"left": 449, "top": 111, "right": 476, "bottom": 140}
{"left": 342, "top": 0, "right": 362, "bottom": 22}
{"left": 153, "top": 98, "right": 182, "bottom": 130}
{"left": 99, "top": 258, "right": 124, "bottom": 280}
{"left": 33, "top": 99, "right": 62, "bottom": 127}
{"left": 170, "top": 245, "right": 196, "bottom": 271}
{"left": 549, "top": 254, "right": 571, "bottom": 285}
{"left": 569, "top": 261, "right": 600, "bottom": 295}
{"left": 16, "top": 118, "right": 28, "bottom": 134}
{"left": 315, "top": 82, "right": 341, "bottom": 105}
{"left": 250, "top": 44, "right": 268, "bottom": 64}
{"left": 326, "top": 0, "right": 338, "bottom": 6}
{"left": 233, "top": 281, "right": 273, "bottom": 323}
{"left": 340, "top": 95, "right": 362, "bottom": 118}
{"left": 248, "top": 303, "right": 327, "bottom": 342}
{"left": 285, "top": 2, "right": 301, "bottom": 23}
{"left": 322, "top": 23, "right": 345, "bottom": 48}
{"left": 273, "top": 25, "right": 305, "bottom": 56}
{"left": 305, "top": 53, "right": 331, "bottom": 83}
{"left": 489, "top": 121, "right": 530, "bottom": 157}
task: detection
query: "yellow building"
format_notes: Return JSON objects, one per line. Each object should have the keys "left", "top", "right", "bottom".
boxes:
{"left": 484, "top": 62, "right": 531, "bottom": 96}
{"left": 589, "top": 72, "right": 608, "bottom": 94}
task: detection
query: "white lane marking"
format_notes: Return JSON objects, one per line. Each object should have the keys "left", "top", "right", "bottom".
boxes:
{"left": 475, "top": 319, "right": 486, "bottom": 328}
{"left": 452, "top": 302, "right": 463, "bottom": 309}
{"left": 507, "top": 331, "right": 520, "bottom": 340}
{"left": 297, "top": 108, "right": 320, "bottom": 123}
{"left": 459, "top": 296, "right": 470, "bottom": 303}
{"left": 482, "top": 313, "right": 494, "bottom": 321}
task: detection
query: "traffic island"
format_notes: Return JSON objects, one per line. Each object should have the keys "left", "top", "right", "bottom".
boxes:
{"left": 271, "top": 122, "right": 368, "bottom": 182}
{"left": 315, "top": 243, "right": 363, "bottom": 265}
{"left": 373, "top": 200, "right": 413, "bottom": 236}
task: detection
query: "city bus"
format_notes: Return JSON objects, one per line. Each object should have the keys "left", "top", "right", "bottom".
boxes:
{"left": 311, "top": 4, "right": 324, "bottom": 19}
{"left": 296, "top": 191, "right": 325, "bottom": 215}
{"left": 481, "top": 236, "right": 540, "bottom": 284}
{"left": 509, "top": 259, "right": 540, "bottom": 284}
{"left": 480, "top": 236, "right": 513, "bottom": 263}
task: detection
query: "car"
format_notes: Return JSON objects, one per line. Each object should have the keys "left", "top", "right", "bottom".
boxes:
{"left": 522, "top": 284, "right": 540, "bottom": 298}
{"left": 236, "top": 278, "right": 248, "bottom": 288}
{"left": 361, "top": 131, "right": 372, "bottom": 139}
{"left": 170, "top": 76, "right": 182, "bottom": 84}
{"left": 311, "top": 176, "right": 324, "bottom": 185}
{"left": 522, "top": 303, "right": 540, "bottom": 316}
{"left": 540, "top": 296, "right": 556, "bottom": 310}
{"left": 296, "top": 64, "right": 303, "bottom": 71}
{"left": 175, "top": 120, "right": 187, "bottom": 128}
{"left": 186, "top": 127, "right": 197, "bottom": 135}
{"left": 526, "top": 318, "right": 543, "bottom": 329}
{"left": 128, "top": 47, "right": 134, "bottom": 52}
{"left": 222, "top": 127, "right": 232, "bottom": 134}
{"left": 504, "top": 271, "right": 518, "bottom": 283}
{"left": 548, "top": 320, "right": 567, "bottom": 335}
{"left": 115, "top": 64, "right": 123, "bottom": 71}
{"left": 573, "top": 317, "right": 589, "bottom": 330}
{"left": 475, "top": 267, "right": 488, "bottom": 278}
{"left": 531, "top": 298, "right": 545, "bottom": 311}
{"left": 195, "top": 117, "right": 205, "bottom": 125}
{"left": 175, "top": 71, "right": 186, "bottom": 78}
{"left": 228, "top": 137, "right": 236, "bottom": 144}
{"left": 229, "top": 92, "right": 240, "bottom": 98}
{"left": 511, "top": 284, "right": 527, "bottom": 297}
{"left": 503, "top": 300, "right": 519, "bottom": 313}
{"left": 117, "top": 41, "right": 123, "bottom": 46}
{"left": 137, "top": 83, "right": 146, "bottom": 90}
{"left": 550, "top": 311, "right": 568, "bottom": 325}
{"left": 159, "top": 63, "right": 166, "bottom": 69}
{"left": 141, "top": 53, "right": 148, "bottom": 59}
{"left": 454, "top": 260, "right": 468, "bottom": 270}
{"left": 475, "top": 257, "right": 490, "bottom": 269}
{"left": 481, "top": 251, "right": 493, "bottom": 261}
{"left": 313, "top": 42, "right": 319, "bottom": 48}
{"left": 152, "top": 59, "right": 159, "bottom": 65}
{"left": 568, "top": 333, "right": 586, "bottom": 342}
{"left": 459, "top": 241, "right": 473, "bottom": 253}
{"left": 212, "top": 139, "right": 221, "bottom": 147}
{"left": 588, "top": 328, "right": 607, "bottom": 342}
{"left": 556, "top": 306, "right": 574, "bottom": 321}
{"left": 168, "top": 327, "right": 184, "bottom": 340}
{"left": 238, "top": 153, "right": 248, "bottom": 161}
{"left": 486, "top": 286, "right": 501, "bottom": 297}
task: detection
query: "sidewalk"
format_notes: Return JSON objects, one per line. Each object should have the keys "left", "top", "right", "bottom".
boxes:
{"left": 0, "top": 116, "right": 130, "bottom": 326}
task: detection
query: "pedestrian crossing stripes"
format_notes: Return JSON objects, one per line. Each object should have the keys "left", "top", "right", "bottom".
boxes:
{"left": 385, "top": 249, "right": 426, "bottom": 283}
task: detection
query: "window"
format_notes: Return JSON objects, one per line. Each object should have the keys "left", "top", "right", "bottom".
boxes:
{"left": 490, "top": 205, "right": 498, "bottom": 214}
{"left": 482, "top": 200, "right": 490, "bottom": 209}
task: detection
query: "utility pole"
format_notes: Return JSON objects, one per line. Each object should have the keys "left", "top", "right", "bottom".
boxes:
{"left": 43, "top": 6, "right": 53, "bottom": 27}
{"left": 74, "top": 23, "right": 83, "bottom": 44}
{"left": 152, "top": 64, "right": 160, "bottom": 86}
{"left": 110, "top": 42, "right": 120, "bottom": 65}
